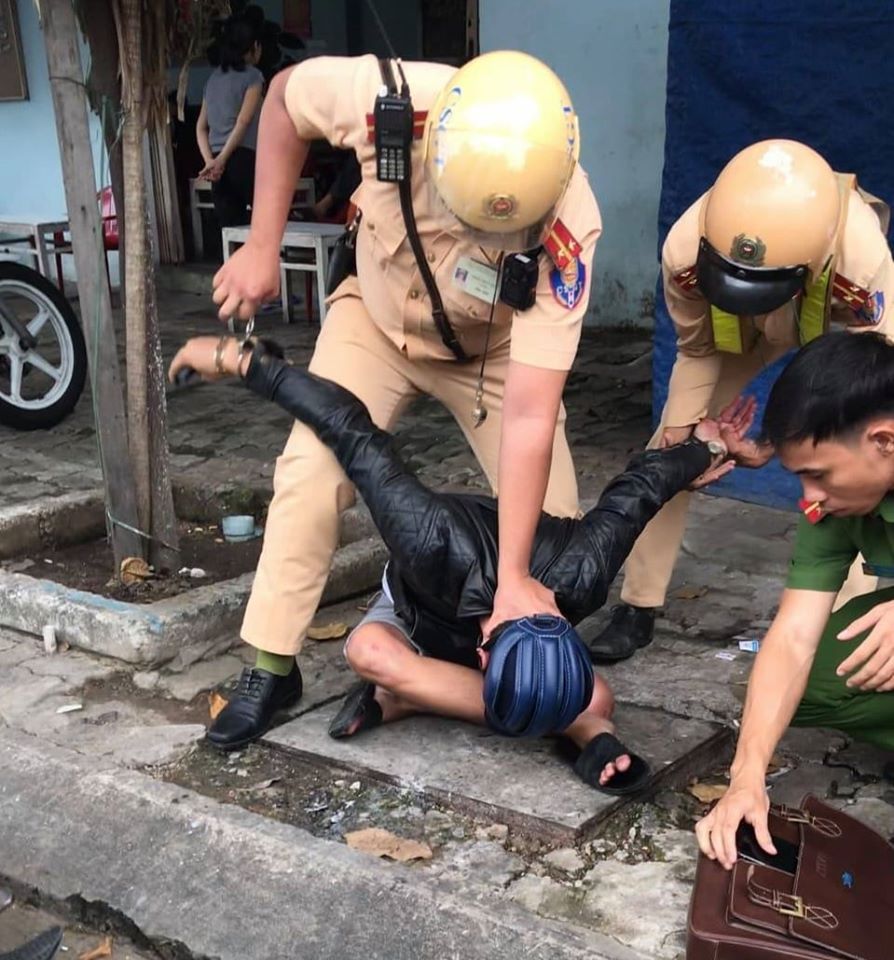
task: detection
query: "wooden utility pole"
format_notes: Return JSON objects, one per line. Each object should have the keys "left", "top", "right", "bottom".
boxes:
{"left": 41, "top": 0, "right": 143, "bottom": 569}
{"left": 117, "top": 0, "right": 181, "bottom": 573}
{"left": 119, "top": 0, "right": 151, "bottom": 531}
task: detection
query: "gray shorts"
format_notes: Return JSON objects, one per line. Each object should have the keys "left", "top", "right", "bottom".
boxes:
{"left": 344, "top": 589, "right": 422, "bottom": 658}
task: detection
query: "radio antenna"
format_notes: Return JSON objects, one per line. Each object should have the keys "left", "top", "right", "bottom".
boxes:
{"left": 363, "top": 0, "right": 409, "bottom": 94}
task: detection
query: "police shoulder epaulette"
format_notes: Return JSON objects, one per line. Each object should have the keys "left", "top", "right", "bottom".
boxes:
{"left": 672, "top": 265, "right": 699, "bottom": 291}
{"left": 832, "top": 272, "right": 872, "bottom": 312}
{"left": 543, "top": 219, "right": 582, "bottom": 270}
{"left": 365, "top": 110, "right": 428, "bottom": 144}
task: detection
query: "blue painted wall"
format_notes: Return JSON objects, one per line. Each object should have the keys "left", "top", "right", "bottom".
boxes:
{"left": 481, "top": 0, "right": 670, "bottom": 326}
{"left": 0, "top": 1, "right": 108, "bottom": 219}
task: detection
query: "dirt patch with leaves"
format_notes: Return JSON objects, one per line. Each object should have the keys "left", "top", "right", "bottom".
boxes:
{"left": 160, "top": 740, "right": 471, "bottom": 839}
{"left": 6, "top": 521, "right": 264, "bottom": 603}
{"left": 154, "top": 735, "right": 711, "bottom": 875}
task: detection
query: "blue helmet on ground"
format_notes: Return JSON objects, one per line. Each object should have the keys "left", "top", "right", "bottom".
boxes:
{"left": 482, "top": 614, "right": 594, "bottom": 738}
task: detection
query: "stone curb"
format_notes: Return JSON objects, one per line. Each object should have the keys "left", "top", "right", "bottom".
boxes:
{"left": 0, "top": 536, "right": 388, "bottom": 666}
{"left": 0, "top": 729, "right": 646, "bottom": 960}
{"left": 0, "top": 491, "right": 105, "bottom": 560}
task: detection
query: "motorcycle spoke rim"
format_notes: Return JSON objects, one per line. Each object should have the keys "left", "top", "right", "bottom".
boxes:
{"left": 0, "top": 281, "right": 75, "bottom": 410}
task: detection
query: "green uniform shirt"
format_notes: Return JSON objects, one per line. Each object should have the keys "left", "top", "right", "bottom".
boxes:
{"left": 786, "top": 496, "right": 894, "bottom": 592}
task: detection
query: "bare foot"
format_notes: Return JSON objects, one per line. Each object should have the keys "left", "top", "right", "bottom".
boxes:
{"left": 373, "top": 686, "right": 417, "bottom": 725}
{"left": 598, "top": 753, "right": 631, "bottom": 787}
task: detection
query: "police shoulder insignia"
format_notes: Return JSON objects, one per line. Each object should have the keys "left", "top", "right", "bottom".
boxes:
{"left": 673, "top": 266, "right": 699, "bottom": 291}
{"left": 862, "top": 290, "right": 885, "bottom": 326}
{"left": 550, "top": 260, "right": 586, "bottom": 310}
{"left": 833, "top": 272, "right": 879, "bottom": 324}
{"left": 544, "top": 219, "right": 582, "bottom": 270}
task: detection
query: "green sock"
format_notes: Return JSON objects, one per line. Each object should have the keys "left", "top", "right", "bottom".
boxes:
{"left": 254, "top": 650, "right": 294, "bottom": 677}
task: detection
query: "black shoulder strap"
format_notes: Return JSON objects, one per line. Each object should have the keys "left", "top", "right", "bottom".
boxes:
{"left": 376, "top": 58, "right": 468, "bottom": 361}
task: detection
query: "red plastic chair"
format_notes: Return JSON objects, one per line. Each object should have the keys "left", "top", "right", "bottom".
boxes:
{"left": 98, "top": 186, "right": 118, "bottom": 289}
{"left": 99, "top": 187, "right": 119, "bottom": 249}
{"left": 50, "top": 188, "right": 118, "bottom": 293}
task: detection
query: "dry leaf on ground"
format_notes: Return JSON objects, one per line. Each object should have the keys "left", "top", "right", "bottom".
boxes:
{"left": 307, "top": 622, "right": 348, "bottom": 641}
{"left": 673, "top": 585, "right": 709, "bottom": 600}
{"left": 345, "top": 827, "right": 432, "bottom": 862}
{"left": 249, "top": 778, "right": 281, "bottom": 791}
{"left": 120, "top": 556, "right": 152, "bottom": 585}
{"left": 209, "top": 691, "right": 229, "bottom": 719}
{"left": 78, "top": 936, "right": 112, "bottom": 960}
{"left": 688, "top": 782, "right": 729, "bottom": 803}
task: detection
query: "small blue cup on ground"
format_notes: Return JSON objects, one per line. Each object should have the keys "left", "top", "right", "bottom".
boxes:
{"left": 221, "top": 515, "right": 255, "bottom": 542}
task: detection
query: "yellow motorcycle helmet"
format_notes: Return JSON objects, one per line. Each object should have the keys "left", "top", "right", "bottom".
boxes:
{"left": 423, "top": 50, "right": 580, "bottom": 251}
{"left": 696, "top": 139, "right": 842, "bottom": 314}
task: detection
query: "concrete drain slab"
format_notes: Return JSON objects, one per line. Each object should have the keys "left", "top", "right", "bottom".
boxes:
{"left": 264, "top": 701, "right": 730, "bottom": 842}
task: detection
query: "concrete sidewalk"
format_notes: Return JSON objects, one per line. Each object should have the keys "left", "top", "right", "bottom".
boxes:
{"left": 0, "top": 729, "right": 645, "bottom": 960}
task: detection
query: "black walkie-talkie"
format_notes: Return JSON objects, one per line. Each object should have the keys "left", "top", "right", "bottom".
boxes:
{"left": 375, "top": 65, "right": 413, "bottom": 182}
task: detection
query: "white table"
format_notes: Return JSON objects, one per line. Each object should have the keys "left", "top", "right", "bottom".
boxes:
{"left": 222, "top": 221, "right": 345, "bottom": 323}
{"left": 190, "top": 176, "right": 316, "bottom": 260}
{"left": 0, "top": 215, "right": 71, "bottom": 286}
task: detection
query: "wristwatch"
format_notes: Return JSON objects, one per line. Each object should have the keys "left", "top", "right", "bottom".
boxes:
{"left": 681, "top": 435, "right": 727, "bottom": 458}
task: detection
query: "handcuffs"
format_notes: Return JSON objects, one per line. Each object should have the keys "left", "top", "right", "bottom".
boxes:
{"left": 223, "top": 315, "right": 255, "bottom": 378}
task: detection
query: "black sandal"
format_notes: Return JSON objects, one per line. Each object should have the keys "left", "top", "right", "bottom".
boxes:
{"left": 573, "top": 732, "right": 652, "bottom": 796}
{"left": 328, "top": 682, "right": 383, "bottom": 740}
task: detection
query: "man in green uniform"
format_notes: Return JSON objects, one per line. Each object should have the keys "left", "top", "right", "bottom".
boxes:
{"left": 696, "top": 330, "right": 894, "bottom": 870}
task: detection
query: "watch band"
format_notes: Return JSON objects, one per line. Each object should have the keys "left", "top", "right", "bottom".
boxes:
{"left": 680, "top": 435, "right": 727, "bottom": 458}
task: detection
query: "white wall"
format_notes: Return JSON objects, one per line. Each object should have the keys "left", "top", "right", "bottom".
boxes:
{"left": 481, "top": 0, "right": 670, "bottom": 326}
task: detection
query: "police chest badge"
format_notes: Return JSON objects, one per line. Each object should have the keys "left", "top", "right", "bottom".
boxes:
{"left": 550, "top": 259, "right": 586, "bottom": 310}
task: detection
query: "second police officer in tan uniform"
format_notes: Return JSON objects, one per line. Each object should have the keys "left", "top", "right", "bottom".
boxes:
{"left": 205, "top": 51, "right": 603, "bottom": 748}
{"left": 591, "top": 139, "right": 894, "bottom": 662}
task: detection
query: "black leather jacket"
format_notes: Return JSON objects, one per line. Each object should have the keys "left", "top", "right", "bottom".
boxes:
{"left": 246, "top": 350, "right": 713, "bottom": 666}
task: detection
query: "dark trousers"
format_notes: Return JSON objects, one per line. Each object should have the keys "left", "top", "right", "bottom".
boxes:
{"left": 211, "top": 146, "right": 256, "bottom": 228}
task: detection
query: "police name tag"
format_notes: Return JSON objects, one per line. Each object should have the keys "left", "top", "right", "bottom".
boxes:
{"left": 452, "top": 257, "right": 499, "bottom": 303}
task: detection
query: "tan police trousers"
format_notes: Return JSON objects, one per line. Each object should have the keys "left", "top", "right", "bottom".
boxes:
{"left": 620, "top": 345, "right": 875, "bottom": 611}
{"left": 241, "top": 295, "right": 581, "bottom": 655}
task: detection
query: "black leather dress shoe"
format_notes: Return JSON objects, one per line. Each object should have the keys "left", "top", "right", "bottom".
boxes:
{"left": 206, "top": 663, "right": 303, "bottom": 751}
{"left": 587, "top": 603, "right": 656, "bottom": 664}
{"left": 0, "top": 926, "right": 63, "bottom": 960}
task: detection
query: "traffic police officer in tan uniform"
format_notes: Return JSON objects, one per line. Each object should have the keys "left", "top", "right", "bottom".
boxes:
{"left": 591, "top": 139, "right": 894, "bottom": 662}
{"left": 198, "top": 51, "right": 603, "bottom": 748}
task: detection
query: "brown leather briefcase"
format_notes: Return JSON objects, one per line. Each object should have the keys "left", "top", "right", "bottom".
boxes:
{"left": 687, "top": 794, "right": 894, "bottom": 959}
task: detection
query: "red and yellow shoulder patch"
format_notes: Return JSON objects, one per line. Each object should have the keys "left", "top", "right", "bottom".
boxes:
{"left": 672, "top": 266, "right": 699, "bottom": 291}
{"left": 543, "top": 219, "right": 582, "bottom": 270}
{"left": 833, "top": 272, "right": 886, "bottom": 327}
{"left": 832, "top": 273, "right": 872, "bottom": 312}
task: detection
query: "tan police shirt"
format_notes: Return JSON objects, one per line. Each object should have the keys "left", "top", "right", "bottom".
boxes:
{"left": 284, "top": 55, "right": 602, "bottom": 370}
{"left": 661, "top": 188, "right": 894, "bottom": 425}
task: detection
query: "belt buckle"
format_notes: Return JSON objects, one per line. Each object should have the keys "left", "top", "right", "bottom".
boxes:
{"left": 776, "top": 893, "right": 806, "bottom": 919}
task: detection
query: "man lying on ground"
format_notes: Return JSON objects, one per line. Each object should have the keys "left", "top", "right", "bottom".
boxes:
{"left": 697, "top": 331, "right": 894, "bottom": 869}
{"left": 169, "top": 334, "right": 750, "bottom": 795}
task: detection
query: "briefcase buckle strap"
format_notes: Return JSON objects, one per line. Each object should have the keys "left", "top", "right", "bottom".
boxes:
{"left": 775, "top": 804, "right": 843, "bottom": 838}
{"left": 746, "top": 868, "right": 839, "bottom": 930}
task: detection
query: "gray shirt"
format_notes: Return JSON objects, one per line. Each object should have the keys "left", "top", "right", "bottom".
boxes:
{"left": 204, "top": 65, "right": 263, "bottom": 153}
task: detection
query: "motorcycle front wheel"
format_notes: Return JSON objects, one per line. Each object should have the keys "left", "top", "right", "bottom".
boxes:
{"left": 0, "top": 261, "right": 87, "bottom": 430}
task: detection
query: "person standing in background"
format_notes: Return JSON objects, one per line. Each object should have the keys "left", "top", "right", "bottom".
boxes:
{"left": 196, "top": 17, "right": 264, "bottom": 228}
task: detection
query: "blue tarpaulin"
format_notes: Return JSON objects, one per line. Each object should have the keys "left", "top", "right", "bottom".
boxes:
{"left": 654, "top": 1, "right": 894, "bottom": 510}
